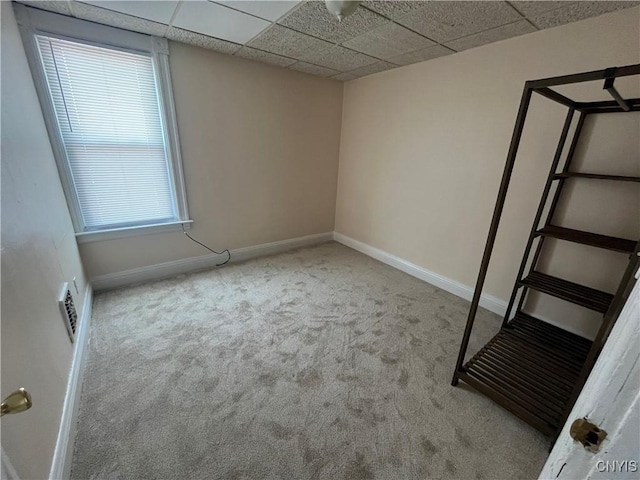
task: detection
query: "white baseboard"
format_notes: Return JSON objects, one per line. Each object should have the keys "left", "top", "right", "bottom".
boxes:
{"left": 50, "top": 283, "right": 93, "bottom": 480}
{"left": 92, "top": 232, "right": 334, "bottom": 291}
{"left": 92, "top": 229, "right": 593, "bottom": 327}
{"left": 333, "top": 232, "right": 592, "bottom": 339}
{"left": 332, "top": 232, "right": 508, "bottom": 317}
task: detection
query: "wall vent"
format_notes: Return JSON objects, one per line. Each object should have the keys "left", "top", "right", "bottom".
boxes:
{"left": 58, "top": 283, "right": 77, "bottom": 343}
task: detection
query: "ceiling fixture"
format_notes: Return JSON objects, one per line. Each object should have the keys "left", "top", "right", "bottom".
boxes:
{"left": 325, "top": 0, "right": 361, "bottom": 22}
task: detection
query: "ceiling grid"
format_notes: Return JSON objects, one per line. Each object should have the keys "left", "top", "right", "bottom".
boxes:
{"left": 17, "top": 0, "right": 640, "bottom": 80}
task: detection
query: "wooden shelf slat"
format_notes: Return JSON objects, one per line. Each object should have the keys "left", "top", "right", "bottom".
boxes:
{"left": 537, "top": 225, "right": 636, "bottom": 254}
{"left": 461, "top": 314, "right": 592, "bottom": 436}
{"left": 520, "top": 271, "right": 613, "bottom": 313}
{"left": 509, "top": 313, "right": 591, "bottom": 358}
{"left": 554, "top": 172, "right": 640, "bottom": 182}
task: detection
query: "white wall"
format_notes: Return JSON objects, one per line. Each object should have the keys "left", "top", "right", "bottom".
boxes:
{"left": 79, "top": 41, "right": 344, "bottom": 279}
{"left": 0, "top": 3, "right": 89, "bottom": 478}
{"left": 335, "top": 7, "right": 640, "bottom": 338}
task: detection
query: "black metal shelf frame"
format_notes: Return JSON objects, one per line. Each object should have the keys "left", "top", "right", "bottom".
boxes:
{"left": 451, "top": 64, "right": 640, "bottom": 441}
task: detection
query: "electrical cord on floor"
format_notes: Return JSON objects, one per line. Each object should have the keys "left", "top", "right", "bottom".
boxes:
{"left": 181, "top": 223, "right": 230, "bottom": 266}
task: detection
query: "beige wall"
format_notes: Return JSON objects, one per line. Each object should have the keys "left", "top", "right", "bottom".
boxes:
{"left": 0, "top": 3, "right": 89, "bottom": 478}
{"left": 79, "top": 42, "right": 343, "bottom": 278}
{"left": 335, "top": 7, "right": 640, "bottom": 338}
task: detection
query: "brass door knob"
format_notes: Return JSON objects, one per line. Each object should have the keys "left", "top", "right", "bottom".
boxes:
{"left": 1, "top": 388, "right": 32, "bottom": 417}
{"left": 569, "top": 417, "right": 607, "bottom": 452}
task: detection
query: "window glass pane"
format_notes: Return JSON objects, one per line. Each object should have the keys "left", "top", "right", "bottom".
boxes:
{"left": 36, "top": 35, "right": 175, "bottom": 229}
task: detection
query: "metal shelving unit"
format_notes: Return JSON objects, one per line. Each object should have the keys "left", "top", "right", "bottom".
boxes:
{"left": 451, "top": 64, "right": 640, "bottom": 439}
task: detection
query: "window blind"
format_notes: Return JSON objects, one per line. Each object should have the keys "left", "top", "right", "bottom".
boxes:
{"left": 36, "top": 35, "right": 176, "bottom": 230}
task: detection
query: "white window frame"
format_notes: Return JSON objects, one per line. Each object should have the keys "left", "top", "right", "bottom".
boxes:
{"left": 14, "top": 4, "right": 191, "bottom": 243}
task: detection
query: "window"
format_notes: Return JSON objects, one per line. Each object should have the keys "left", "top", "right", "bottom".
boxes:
{"left": 17, "top": 5, "right": 189, "bottom": 242}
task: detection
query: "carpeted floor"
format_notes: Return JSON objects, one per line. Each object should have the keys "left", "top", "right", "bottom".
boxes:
{"left": 71, "top": 242, "right": 548, "bottom": 480}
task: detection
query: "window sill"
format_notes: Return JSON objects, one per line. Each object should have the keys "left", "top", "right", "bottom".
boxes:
{"left": 75, "top": 220, "right": 193, "bottom": 244}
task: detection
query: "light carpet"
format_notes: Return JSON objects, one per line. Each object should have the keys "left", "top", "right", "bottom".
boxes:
{"left": 71, "top": 242, "right": 548, "bottom": 479}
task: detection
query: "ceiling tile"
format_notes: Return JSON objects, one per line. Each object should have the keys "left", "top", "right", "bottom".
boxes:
{"left": 530, "top": 1, "right": 640, "bottom": 29}
{"left": 247, "top": 24, "right": 332, "bottom": 59}
{"left": 71, "top": 2, "right": 169, "bottom": 36}
{"left": 343, "top": 21, "right": 435, "bottom": 60}
{"left": 215, "top": 1, "right": 301, "bottom": 21}
{"left": 396, "top": 1, "right": 523, "bottom": 43}
{"left": 509, "top": 1, "right": 575, "bottom": 17}
{"left": 289, "top": 62, "right": 340, "bottom": 77}
{"left": 299, "top": 45, "right": 377, "bottom": 72}
{"left": 278, "top": 0, "right": 387, "bottom": 43}
{"left": 362, "top": 1, "right": 428, "bottom": 21}
{"left": 165, "top": 27, "right": 241, "bottom": 54}
{"left": 445, "top": 20, "right": 536, "bottom": 52}
{"left": 347, "top": 60, "right": 397, "bottom": 77}
{"left": 331, "top": 72, "right": 357, "bottom": 81}
{"left": 27, "top": 0, "right": 634, "bottom": 81}
{"left": 173, "top": 1, "right": 271, "bottom": 44}
{"left": 388, "top": 45, "right": 453, "bottom": 66}
{"left": 234, "top": 47, "right": 297, "bottom": 67}
{"left": 77, "top": 1, "right": 178, "bottom": 24}
{"left": 21, "top": 0, "right": 73, "bottom": 16}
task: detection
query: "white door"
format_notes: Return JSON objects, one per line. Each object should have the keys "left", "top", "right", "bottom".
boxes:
{"left": 2, "top": 448, "right": 20, "bottom": 480}
{"left": 540, "top": 275, "right": 640, "bottom": 479}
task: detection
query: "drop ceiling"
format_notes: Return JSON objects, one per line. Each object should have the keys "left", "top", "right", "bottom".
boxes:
{"left": 17, "top": 1, "right": 639, "bottom": 81}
